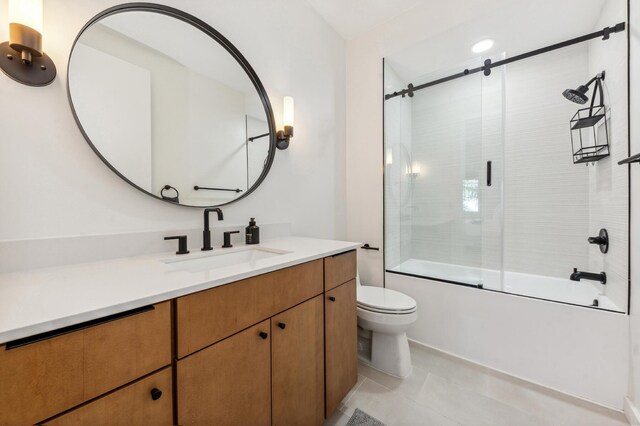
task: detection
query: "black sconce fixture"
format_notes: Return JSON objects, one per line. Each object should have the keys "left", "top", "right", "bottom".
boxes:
{"left": 276, "top": 96, "right": 294, "bottom": 150}
{"left": 563, "top": 71, "right": 610, "bottom": 164}
{"left": 0, "top": 0, "right": 56, "bottom": 86}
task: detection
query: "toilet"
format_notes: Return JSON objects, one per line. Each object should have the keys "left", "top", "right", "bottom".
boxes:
{"left": 356, "top": 276, "right": 418, "bottom": 378}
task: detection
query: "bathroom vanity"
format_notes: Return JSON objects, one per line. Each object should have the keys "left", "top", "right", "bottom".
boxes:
{"left": 0, "top": 238, "right": 358, "bottom": 425}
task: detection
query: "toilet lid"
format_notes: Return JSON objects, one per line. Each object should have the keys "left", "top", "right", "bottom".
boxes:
{"left": 357, "top": 286, "right": 417, "bottom": 313}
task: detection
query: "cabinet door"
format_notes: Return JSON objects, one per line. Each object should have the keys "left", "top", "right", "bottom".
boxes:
{"left": 44, "top": 367, "right": 173, "bottom": 426}
{"left": 177, "top": 320, "right": 271, "bottom": 426}
{"left": 271, "top": 296, "right": 324, "bottom": 426}
{"left": 325, "top": 279, "right": 358, "bottom": 417}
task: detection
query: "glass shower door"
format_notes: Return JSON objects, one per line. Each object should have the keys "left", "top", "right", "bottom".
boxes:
{"left": 384, "top": 58, "right": 503, "bottom": 289}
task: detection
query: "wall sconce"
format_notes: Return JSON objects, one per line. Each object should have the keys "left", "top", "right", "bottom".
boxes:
{"left": 406, "top": 162, "right": 421, "bottom": 178}
{"left": 0, "top": 0, "right": 56, "bottom": 86}
{"left": 276, "top": 96, "right": 294, "bottom": 150}
{"left": 385, "top": 148, "right": 393, "bottom": 165}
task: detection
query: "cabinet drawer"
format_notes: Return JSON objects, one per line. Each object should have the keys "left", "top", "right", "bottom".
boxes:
{"left": 0, "top": 302, "right": 171, "bottom": 425}
{"left": 44, "top": 367, "right": 173, "bottom": 426}
{"left": 177, "top": 260, "right": 323, "bottom": 358}
{"left": 324, "top": 250, "right": 357, "bottom": 291}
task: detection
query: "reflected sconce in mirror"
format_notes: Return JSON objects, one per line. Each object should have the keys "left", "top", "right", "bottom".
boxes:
{"left": 276, "top": 96, "right": 294, "bottom": 150}
{"left": 0, "top": 0, "right": 56, "bottom": 86}
{"left": 406, "top": 162, "right": 421, "bottom": 179}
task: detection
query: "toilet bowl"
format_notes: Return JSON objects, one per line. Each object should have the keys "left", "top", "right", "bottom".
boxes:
{"left": 356, "top": 276, "right": 417, "bottom": 378}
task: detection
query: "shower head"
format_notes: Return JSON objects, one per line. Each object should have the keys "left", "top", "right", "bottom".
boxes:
{"left": 562, "top": 71, "right": 605, "bottom": 105}
{"left": 562, "top": 85, "right": 590, "bottom": 104}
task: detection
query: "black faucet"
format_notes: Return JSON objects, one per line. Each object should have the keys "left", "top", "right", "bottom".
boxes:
{"left": 202, "top": 208, "right": 223, "bottom": 251}
{"left": 570, "top": 268, "right": 606, "bottom": 284}
{"left": 222, "top": 230, "right": 240, "bottom": 248}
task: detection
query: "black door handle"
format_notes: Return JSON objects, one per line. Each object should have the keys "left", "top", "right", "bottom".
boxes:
{"left": 328, "top": 296, "right": 336, "bottom": 302}
{"left": 487, "top": 161, "right": 492, "bottom": 187}
{"left": 259, "top": 331, "right": 268, "bottom": 339}
{"left": 277, "top": 322, "right": 286, "bottom": 330}
{"left": 150, "top": 388, "right": 162, "bottom": 401}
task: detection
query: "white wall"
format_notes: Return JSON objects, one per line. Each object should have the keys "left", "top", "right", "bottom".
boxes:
{"left": 0, "top": 0, "right": 346, "bottom": 243}
{"left": 347, "top": 0, "right": 630, "bottom": 410}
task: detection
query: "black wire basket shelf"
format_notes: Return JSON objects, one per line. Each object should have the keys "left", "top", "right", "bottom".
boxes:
{"left": 570, "top": 105, "right": 609, "bottom": 164}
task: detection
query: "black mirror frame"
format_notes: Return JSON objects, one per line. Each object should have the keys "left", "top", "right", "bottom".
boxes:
{"left": 67, "top": 3, "right": 277, "bottom": 208}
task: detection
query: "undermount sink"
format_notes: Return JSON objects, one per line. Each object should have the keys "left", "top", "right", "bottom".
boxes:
{"left": 162, "top": 246, "right": 290, "bottom": 273}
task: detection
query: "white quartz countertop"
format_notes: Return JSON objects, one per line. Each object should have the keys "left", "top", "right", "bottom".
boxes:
{"left": 0, "top": 237, "right": 360, "bottom": 344}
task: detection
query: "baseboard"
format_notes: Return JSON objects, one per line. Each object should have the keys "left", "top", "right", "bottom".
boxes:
{"left": 407, "top": 338, "right": 625, "bottom": 414}
{"left": 625, "top": 397, "right": 640, "bottom": 425}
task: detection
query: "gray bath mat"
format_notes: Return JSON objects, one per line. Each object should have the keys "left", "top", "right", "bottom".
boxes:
{"left": 347, "top": 408, "right": 386, "bottom": 426}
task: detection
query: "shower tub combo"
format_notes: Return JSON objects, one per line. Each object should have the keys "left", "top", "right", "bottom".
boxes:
{"left": 388, "top": 259, "right": 621, "bottom": 312}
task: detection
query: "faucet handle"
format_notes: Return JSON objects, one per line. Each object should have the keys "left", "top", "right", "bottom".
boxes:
{"left": 222, "top": 230, "right": 241, "bottom": 248}
{"left": 165, "top": 235, "right": 189, "bottom": 255}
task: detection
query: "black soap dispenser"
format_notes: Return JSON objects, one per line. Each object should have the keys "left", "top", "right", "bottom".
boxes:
{"left": 246, "top": 218, "right": 260, "bottom": 245}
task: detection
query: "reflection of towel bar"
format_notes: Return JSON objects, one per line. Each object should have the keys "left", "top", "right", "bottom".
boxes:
{"left": 194, "top": 186, "right": 243, "bottom": 193}
{"left": 247, "top": 132, "right": 269, "bottom": 142}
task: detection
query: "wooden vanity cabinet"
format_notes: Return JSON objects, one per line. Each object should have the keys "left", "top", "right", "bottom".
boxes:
{"left": 43, "top": 367, "right": 173, "bottom": 426}
{"left": 2, "top": 251, "right": 357, "bottom": 425}
{"left": 177, "top": 320, "right": 272, "bottom": 426}
{"left": 175, "top": 253, "right": 357, "bottom": 426}
{"left": 271, "top": 295, "right": 325, "bottom": 426}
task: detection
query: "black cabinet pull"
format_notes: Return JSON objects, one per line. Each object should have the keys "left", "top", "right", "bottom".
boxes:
{"left": 277, "top": 322, "right": 286, "bottom": 330}
{"left": 150, "top": 388, "right": 162, "bottom": 401}
{"left": 328, "top": 296, "right": 336, "bottom": 302}
{"left": 259, "top": 331, "right": 268, "bottom": 340}
{"left": 487, "top": 161, "right": 492, "bottom": 187}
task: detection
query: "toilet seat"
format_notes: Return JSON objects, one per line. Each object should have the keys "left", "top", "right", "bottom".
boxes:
{"left": 357, "top": 286, "right": 417, "bottom": 314}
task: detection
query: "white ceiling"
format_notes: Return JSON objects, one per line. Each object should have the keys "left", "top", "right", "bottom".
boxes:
{"left": 384, "top": 0, "right": 612, "bottom": 83}
{"left": 305, "top": 0, "right": 427, "bottom": 40}
{"left": 99, "top": 11, "right": 256, "bottom": 94}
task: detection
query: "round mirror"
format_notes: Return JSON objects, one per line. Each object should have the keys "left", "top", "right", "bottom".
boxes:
{"left": 67, "top": 4, "right": 276, "bottom": 207}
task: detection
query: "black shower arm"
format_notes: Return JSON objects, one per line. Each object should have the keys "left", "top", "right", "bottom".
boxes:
{"left": 588, "top": 76, "right": 605, "bottom": 116}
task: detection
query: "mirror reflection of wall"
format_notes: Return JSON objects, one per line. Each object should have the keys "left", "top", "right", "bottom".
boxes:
{"left": 246, "top": 115, "right": 270, "bottom": 188}
{"left": 68, "top": 10, "right": 272, "bottom": 207}
{"left": 383, "top": 0, "right": 629, "bottom": 312}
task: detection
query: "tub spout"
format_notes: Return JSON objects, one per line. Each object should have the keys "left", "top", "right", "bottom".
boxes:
{"left": 569, "top": 268, "right": 606, "bottom": 285}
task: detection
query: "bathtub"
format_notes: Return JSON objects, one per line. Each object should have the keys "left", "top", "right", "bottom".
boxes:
{"left": 388, "top": 258, "right": 622, "bottom": 312}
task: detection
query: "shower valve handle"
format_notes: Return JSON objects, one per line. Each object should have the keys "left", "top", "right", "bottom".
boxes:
{"left": 587, "top": 228, "right": 609, "bottom": 254}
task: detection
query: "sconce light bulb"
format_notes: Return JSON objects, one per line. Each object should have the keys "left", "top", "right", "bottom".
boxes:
{"left": 283, "top": 96, "right": 294, "bottom": 128}
{"left": 9, "top": 0, "right": 44, "bottom": 35}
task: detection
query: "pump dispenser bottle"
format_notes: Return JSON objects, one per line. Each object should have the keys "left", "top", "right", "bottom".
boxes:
{"left": 246, "top": 218, "right": 260, "bottom": 245}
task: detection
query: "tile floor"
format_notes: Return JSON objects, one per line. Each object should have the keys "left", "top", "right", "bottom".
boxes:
{"left": 324, "top": 342, "right": 629, "bottom": 426}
